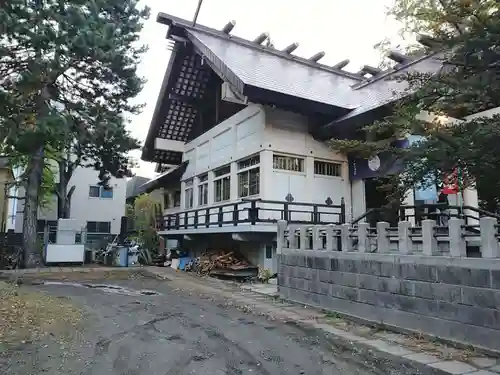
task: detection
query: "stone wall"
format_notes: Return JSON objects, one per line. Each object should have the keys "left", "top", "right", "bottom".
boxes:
{"left": 278, "top": 250, "right": 500, "bottom": 351}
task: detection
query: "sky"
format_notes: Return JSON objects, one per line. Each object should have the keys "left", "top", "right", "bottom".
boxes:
{"left": 128, "top": 0, "right": 402, "bottom": 178}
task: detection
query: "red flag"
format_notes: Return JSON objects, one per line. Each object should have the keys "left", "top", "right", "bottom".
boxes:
{"left": 442, "top": 169, "right": 459, "bottom": 195}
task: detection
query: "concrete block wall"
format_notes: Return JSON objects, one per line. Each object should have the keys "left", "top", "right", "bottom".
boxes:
{"left": 278, "top": 250, "right": 500, "bottom": 351}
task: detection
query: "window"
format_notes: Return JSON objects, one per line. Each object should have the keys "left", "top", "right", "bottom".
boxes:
{"left": 89, "top": 186, "right": 100, "bottom": 198}
{"left": 238, "top": 155, "right": 260, "bottom": 170}
{"left": 86, "top": 221, "right": 111, "bottom": 233}
{"left": 273, "top": 155, "right": 304, "bottom": 172}
{"left": 173, "top": 191, "right": 181, "bottom": 207}
{"left": 214, "top": 165, "right": 231, "bottom": 202}
{"left": 184, "top": 179, "right": 194, "bottom": 209}
{"left": 101, "top": 187, "right": 113, "bottom": 198}
{"left": 198, "top": 174, "right": 208, "bottom": 206}
{"left": 238, "top": 155, "right": 260, "bottom": 198}
{"left": 265, "top": 244, "right": 273, "bottom": 259}
{"left": 214, "top": 165, "right": 230, "bottom": 178}
{"left": 314, "top": 160, "right": 342, "bottom": 177}
{"left": 89, "top": 185, "right": 114, "bottom": 198}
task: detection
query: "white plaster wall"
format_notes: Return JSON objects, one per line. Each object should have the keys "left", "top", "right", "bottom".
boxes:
{"left": 15, "top": 166, "right": 127, "bottom": 234}
{"left": 262, "top": 107, "right": 351, "bottom": 222}
{"left": 182, "top": 105, "right": 265, "bottom": 179}
{"left": 161, "top": 105, "right": 352, "bottom": 226}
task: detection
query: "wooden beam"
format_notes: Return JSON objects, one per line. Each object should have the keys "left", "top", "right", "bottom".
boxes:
{"left": 332, "top": 59, "right": 349, "bottom": 69}
{"left": 309, "top": 51, "right": 325, "bottom": 62}
{"left": 282, "top": 42, "right": 299, "bottom": 54}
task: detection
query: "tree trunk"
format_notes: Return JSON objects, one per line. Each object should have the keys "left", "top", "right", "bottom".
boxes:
{"left": 22, "top": 146, "right": 44, "bottom": 268}
{"left": 56, "top": 161, "right": 75, "bottom": 219}
{"left": 57, "top": 163, "right": 69, "bottom": 219}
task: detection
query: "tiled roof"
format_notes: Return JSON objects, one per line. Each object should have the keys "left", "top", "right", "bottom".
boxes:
{"left": 340, "top": 53, "right": 444, "bottom": 121}
{"left": 143, "top": 12, "right": 445, "bottom": 162}
{"left": 187, "top": 30, "right": 360, "bottom": 109}
{"left": 140, "top": 161, "right": 188, "bottom": 193}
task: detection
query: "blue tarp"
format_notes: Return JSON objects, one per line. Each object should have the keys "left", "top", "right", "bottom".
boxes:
{"left": 178, "top": 257, "right": 193, "bottom": 271}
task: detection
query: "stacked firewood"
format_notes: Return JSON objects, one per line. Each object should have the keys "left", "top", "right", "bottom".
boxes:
{"left": 195, "top": 251, "right": 251, "bottom": 276}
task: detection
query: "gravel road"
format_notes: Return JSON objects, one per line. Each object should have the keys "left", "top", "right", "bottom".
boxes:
{"left": 1, "top": 276, "right": 386, "bottom": 375}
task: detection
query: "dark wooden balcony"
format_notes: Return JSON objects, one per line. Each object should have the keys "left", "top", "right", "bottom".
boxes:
{"left": 156, "top": 198, "right": 346, "bottom": 232}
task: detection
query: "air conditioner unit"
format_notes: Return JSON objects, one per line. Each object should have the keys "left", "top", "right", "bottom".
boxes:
{"left": 221, "top": 82, "right": 247, "bottom": 105}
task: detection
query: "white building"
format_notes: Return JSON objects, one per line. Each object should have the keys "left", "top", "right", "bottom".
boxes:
{"left": 15, "top": 166, "right": 127, "bottom": 248}
{"left": 140, "top": 13, "right": 482, "bottom": 272}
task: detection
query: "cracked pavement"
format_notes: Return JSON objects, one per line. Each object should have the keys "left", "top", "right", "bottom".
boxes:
{"left": 1, "top": 275, "right": 402, "bottom": 375}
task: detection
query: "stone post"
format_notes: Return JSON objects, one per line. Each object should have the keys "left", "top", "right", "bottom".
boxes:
{"left": 288, "top": 225, "right": 299, "bottom": 249}
{"left": 325, "top": 225, "right": 335, "bottom": 251}
{"left": 398, "top": 221, "right": 411, "bottom": 255}
{"left": 357, "top": 222, "right": 369, "bottom": 253}
{"left": 376, "top": 221, "right": 390, "bottom": 253}
{"left": 312, "top": 225, "right": 323, "bottom": 250}
{"left": 340, "top": 223, "right": 352, "bottom": 252}
{"left": 448, "top": 218, "right": 466, "bottom": 257}
{"left": 422, "top": 219, "right": 438, "bottom": 256}
{"left": 299, "top": 226, "right": 308, "bottom": 250}
{"left": 480, "top": 217, "right": 500, "bottom": 258}
{"left": 277, "top": 220, "right": 287, "bottom": 254}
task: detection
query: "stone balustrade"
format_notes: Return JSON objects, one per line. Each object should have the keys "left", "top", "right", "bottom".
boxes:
{"left": 277, "top": 217, "right": 500, "bottom": 258}
{"left": 276, "top": 217, "right": 500, "bottom": 351}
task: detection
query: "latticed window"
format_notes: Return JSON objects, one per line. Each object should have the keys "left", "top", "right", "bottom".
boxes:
{"left": 314, "top": 160, "right": 342, "bottom": 177}
{"left": 214, "top": 166, "right": 230, "bottom": 202}
{"left": 238, "top": 155, "right": 260, "bottom": 198}
{"left": 238, "top": 155, "right": 260, "bottom": 170}
{"left": 184, "top": 179, "right": 194, "bottom": 209}
{"left": 273, "top": 155, "right": 304, "bottom": 172}
{"left": 198, "top": 174, "right": 208, "bottom": 206}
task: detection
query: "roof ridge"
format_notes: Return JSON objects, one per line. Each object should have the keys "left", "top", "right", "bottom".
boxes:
{"left": 353, "top": 51, "right": 442, "bottom": 90}
{"left": 157, "top": 12, "right": 363, "bottom": 82}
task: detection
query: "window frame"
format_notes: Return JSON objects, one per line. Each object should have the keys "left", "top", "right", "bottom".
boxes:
{"left": 213, "top": 165, "right": 231, "bottom": 203}
{"left": 86, "top": 221, "right": 111, "bottom": 234}
{"left": 197, "top": 173, "right": 208, "bottom": 206}
{"left": 237, "top": 155, "right": 260, "bottom": 198}
{"left": 173, "top": 191, "right": 181, "bottom": 207}
{"left": 89, "top": 185, "right": 114, "bottom": 199}
{"left": 313, "top": 160, "right": 343, "bottom": 178}
{"left": 184, "top": 179, "right": 194, "bottom": 209}
{"left": 89, "top": 185, "right": 100, "bottom": 198}
{"left": 272, "top": 154, "right": 305, "bottom": 173}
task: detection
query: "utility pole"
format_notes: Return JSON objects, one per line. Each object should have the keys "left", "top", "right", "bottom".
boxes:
{"left": 192, "top": 0, "right": 204, "bottom": 26}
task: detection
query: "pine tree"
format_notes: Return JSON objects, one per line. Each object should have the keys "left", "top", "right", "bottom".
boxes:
{"left": 330, "top": 0, "right": 500, "bottom": 213}
{"left": 0, "top": 0, "right": 149, "bottom": 267}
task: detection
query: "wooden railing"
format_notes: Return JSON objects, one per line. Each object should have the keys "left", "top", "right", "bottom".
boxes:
{"left": 156, "top": 198, "right": 346, "bottom": 231}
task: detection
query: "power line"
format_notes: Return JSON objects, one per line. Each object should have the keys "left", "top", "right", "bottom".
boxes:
{"left": 192, "top": 0, "right": 204, "bottom": 26}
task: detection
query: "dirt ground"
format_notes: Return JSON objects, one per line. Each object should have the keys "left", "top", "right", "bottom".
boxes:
{"left": 0, "top": 271, "right": 424, "bottom": 375}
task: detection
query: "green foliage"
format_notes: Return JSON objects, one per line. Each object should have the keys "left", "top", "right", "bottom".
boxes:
{"left": 331, "top": 0, "right": 500, "bottom": 212}
{"left": 388, "top": 0, "right": 499, "bottom": 39}
{"left": 0, "top": 0, "right": 148, "bottom": 208}
{"left": 129, "top": 194, "right": 161, "bottom": 256}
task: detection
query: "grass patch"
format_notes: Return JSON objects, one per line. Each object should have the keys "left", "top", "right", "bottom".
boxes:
{"left": 0, "top": 282, "right": 82, "bottom": 351}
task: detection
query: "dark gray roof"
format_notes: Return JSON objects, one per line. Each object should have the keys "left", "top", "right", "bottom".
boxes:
{"left": 188, "top": 30, "right": 360, "bottom": 109}
{"left": 140, "top": 161, "right": 188, "bottom": 193}
{"left": 144, "top": 12, "right": 446, "bottom": 162}
{"left": 343, "top": 53, "right": 444, "bottom": 120}
{"left": 126, "top": 176, "right": 150, "bottom": 200}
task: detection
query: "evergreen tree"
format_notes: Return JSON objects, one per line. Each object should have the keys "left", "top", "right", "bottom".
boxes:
{"left": 330, "top": 0, "right": 500, "bottom": 214}
{"left": 0, "top": 0, "right": 149, "bottom": 267}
